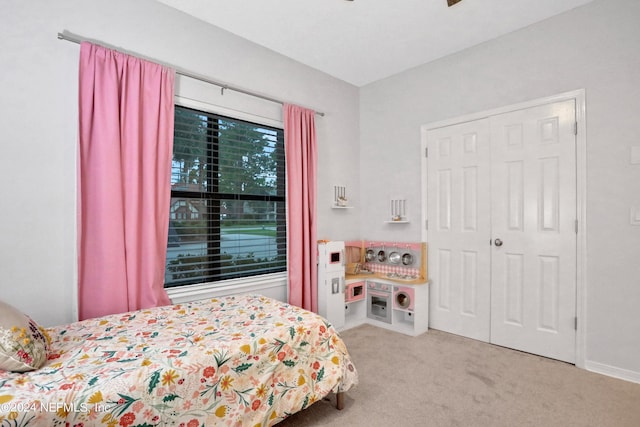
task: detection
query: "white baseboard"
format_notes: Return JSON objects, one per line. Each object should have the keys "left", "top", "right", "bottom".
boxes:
{"left": 584, "top": 360, "right": 640, "bottom": 384}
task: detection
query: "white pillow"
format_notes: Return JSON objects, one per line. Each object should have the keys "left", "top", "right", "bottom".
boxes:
{"left": 0, "top": 300, "right": 50, "bottom": 372}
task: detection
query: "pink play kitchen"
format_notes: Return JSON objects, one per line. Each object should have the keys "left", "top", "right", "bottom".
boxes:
{"left": 317, "top": 240, "right": 429, "bottom": 336}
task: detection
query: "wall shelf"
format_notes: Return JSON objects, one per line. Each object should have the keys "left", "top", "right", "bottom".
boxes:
{"left": 388, "top": 198, "right": 408, "bottom": 224}
{"left": 332, "top": 185, "right": 352, "bottom": 209}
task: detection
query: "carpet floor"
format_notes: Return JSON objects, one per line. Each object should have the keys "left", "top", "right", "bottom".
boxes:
{"left": 278, "top": 324, "right": 640, "bottom": 426}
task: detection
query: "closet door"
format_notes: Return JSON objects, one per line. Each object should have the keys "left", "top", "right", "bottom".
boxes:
{"left": 425, "top": 119, "right": 492, "bottom": 342}
{"left": 489, "top": 100, "right": 577, "bottom": 363}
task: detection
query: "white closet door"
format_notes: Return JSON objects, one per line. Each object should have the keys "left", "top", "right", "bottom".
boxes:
{"left": 426, "top": 119, "right": 492, "bottom": 342}
{"left": 489, "top": 100, "right": 577, "bottom": 363}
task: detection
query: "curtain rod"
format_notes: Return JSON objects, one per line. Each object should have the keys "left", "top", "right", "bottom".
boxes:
{"left": 57, "top": 30, "right": 325, "bottom": 117}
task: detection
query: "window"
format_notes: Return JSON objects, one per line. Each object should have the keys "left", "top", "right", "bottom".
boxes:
{"left": 164, "top": 105, "right": 286, "bottom": 288}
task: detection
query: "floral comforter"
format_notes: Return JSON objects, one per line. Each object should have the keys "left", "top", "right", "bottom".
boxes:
{"left": 0, "top": 294, "right": 358, "bottom": 426}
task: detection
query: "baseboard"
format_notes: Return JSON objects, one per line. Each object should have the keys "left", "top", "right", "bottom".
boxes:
{"left": 584, "top": 360, "right": 640, "bottom": 384}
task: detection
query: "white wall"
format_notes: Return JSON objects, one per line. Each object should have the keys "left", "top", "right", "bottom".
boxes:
{"left": 360, "top": 0, "right": 640, "bottom": 379}
{"left": 3, "top": 0, "right": 638, "bottom": 381}
{"left": 0, "top": 0, "right": 360, "bottom": 326}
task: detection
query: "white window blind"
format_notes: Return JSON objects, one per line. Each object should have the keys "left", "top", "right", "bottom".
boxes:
{"left": 165, "top": 106, "right": 286, "bottom": 288}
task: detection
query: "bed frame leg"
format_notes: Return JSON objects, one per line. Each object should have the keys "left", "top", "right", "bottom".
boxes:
{"left": 336, "top": 392, "right": 344, "bottom": 410}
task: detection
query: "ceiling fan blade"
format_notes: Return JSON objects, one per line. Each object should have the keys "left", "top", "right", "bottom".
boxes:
{"left": 447, "top": 0, "right": 463, "bottom": 6}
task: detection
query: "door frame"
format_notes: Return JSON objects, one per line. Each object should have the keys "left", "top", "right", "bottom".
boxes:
{"left": 420, "top": 89, "right": 587, "bottom": 369}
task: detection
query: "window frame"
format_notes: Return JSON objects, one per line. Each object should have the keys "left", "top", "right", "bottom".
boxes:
{"left": 165, "top": 97, "right": 288, "bottom": 291}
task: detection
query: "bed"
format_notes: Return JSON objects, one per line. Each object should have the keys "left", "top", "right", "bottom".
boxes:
{"left": 0, "top": 294, "right": 358, "bottom": 426}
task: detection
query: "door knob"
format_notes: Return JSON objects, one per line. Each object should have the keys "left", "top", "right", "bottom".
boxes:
{"left": 494, "top": 238, "right": 503, "bottom": 247}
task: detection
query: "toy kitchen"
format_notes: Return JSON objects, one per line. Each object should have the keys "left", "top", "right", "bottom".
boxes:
{"left": 317, "top": 239, "right": 429, "bottom": 336}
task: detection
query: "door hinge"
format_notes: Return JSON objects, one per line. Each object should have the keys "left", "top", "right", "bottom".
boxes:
{"left": 574, "top": 122, "right": 578, "bottom": 136}
{"left": 575, "top": 219, "right": 578, "bottom": 234}
{"left": 425, "top": 219, "right": 428, "bottom": 230}
{"left": 425, "top": 147, "right": 429, "bottom": 158}
{"left": 574, "top": 316, "right": 578, "bottom": 330}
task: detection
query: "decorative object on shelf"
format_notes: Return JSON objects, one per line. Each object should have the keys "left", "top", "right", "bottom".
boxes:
{"left": 334, "top": 185, "right": 350, "bottom": 207}
{"left": 389, "top": 198, "right": 407, "bottom": 222}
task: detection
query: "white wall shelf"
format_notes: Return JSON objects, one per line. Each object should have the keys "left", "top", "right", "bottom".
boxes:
{"left": 387, "top": 198, "right": 408, "bottom": 224}
{"left": 333, "top": 185, "right": 351, "bottom": 209}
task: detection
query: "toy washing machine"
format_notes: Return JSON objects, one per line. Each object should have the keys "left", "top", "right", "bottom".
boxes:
{"left": 393, "top": 286, "right": 415, "bottom": 312}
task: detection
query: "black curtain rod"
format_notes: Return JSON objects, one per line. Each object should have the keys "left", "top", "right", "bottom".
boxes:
{"left": 57, "top": 30, "right": 325, "bottom": 117}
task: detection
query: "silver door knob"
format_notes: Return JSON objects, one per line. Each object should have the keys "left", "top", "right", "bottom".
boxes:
{"left": 494, "top": 238, "right": 503, "bottom": 247}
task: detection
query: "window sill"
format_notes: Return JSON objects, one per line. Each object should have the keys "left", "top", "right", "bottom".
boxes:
{"left": 166, "top": 272, "right": 288, "bottom": 304}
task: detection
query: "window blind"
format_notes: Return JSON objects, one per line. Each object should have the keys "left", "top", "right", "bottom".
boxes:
{"left": 165, "top": 106, "right": 286, "bottom": 288}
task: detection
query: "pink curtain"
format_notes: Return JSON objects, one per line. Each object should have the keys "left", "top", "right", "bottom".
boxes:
{"left": 284, "top": 104, "right": 318, "bottom": 312}
{"left": 77, "top": 42, "right": 174, "bottom": 320}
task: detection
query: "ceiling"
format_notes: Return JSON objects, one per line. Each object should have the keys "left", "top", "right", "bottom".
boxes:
{"left": 156, "top": 0, "right": 595, "bottom": 87}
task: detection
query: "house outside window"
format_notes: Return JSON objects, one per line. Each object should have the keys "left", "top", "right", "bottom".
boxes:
{"left": 164, "top": 105, "right": 286, "bottom": 288}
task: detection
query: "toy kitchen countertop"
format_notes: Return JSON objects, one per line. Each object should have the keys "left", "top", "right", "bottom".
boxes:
{"left": 345, "top": 271, "right": 428, "bottom": 285}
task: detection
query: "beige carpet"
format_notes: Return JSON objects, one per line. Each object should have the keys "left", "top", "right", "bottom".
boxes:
{"left": 278, "top": 324, "right": 640, "bottom": 426}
